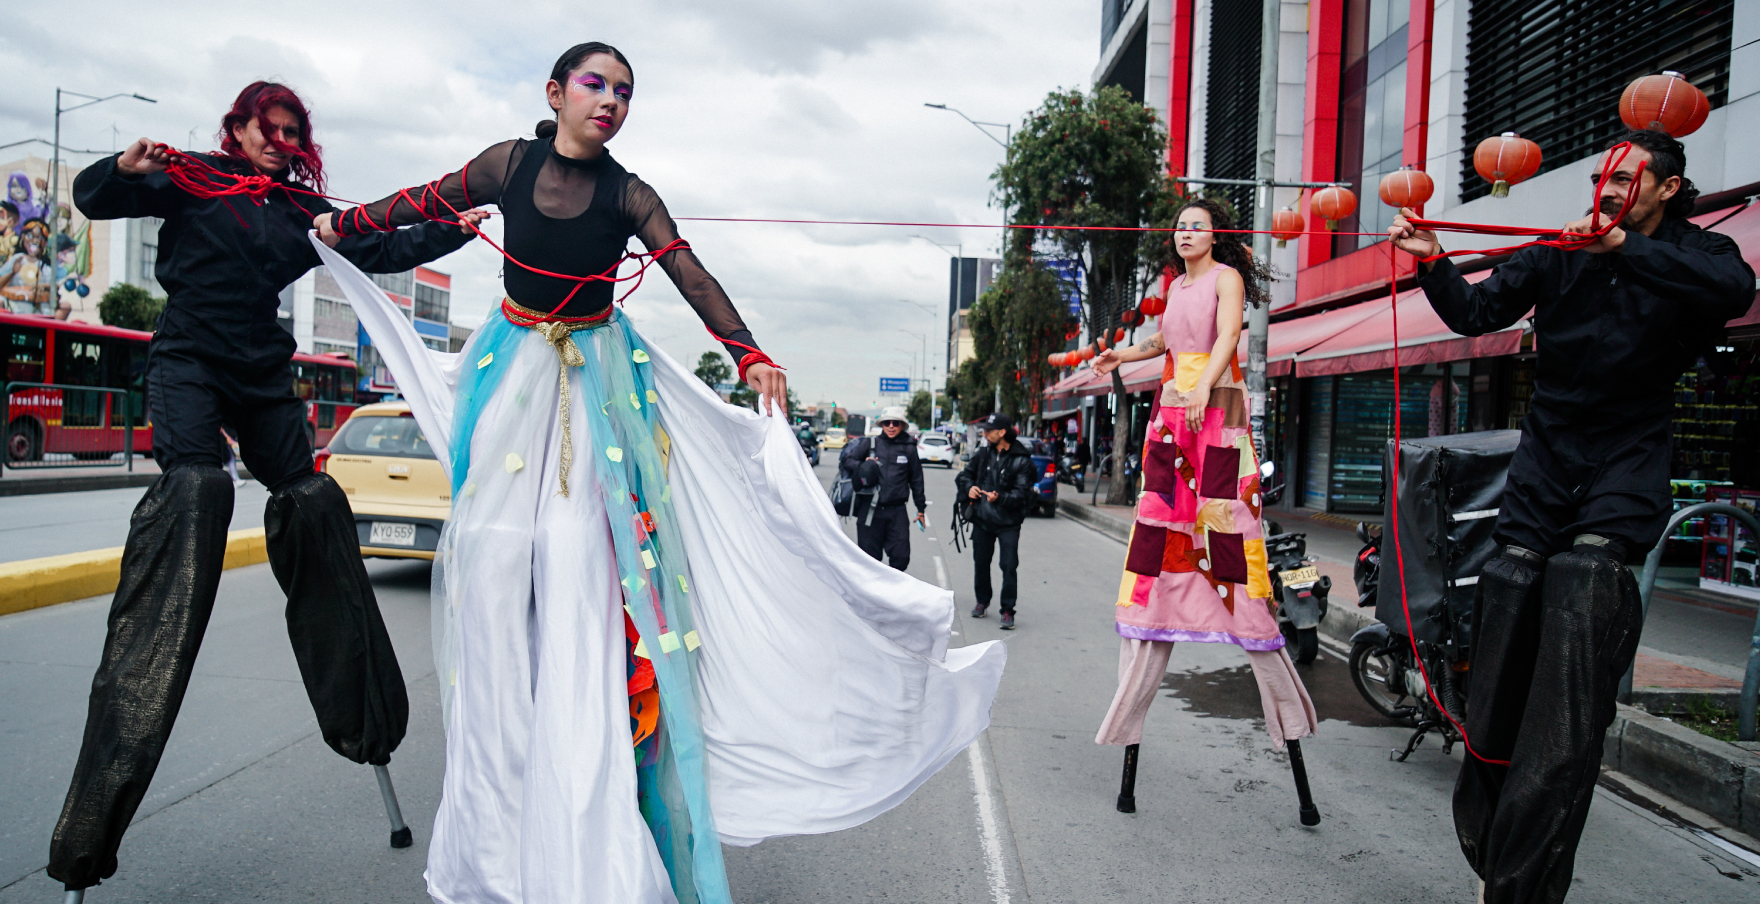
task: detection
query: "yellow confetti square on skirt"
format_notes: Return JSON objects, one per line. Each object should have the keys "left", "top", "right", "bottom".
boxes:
{"left": 606, "top": 447, "right": 624, "bottom": 462}
{"left": 658, "top": 631, "right": 681, "bottom": 653}
{"left": 632, "top": 349, "right": 651, "bottom": 363}
{"left": 504, "top": 453, "right": 524, "bottom": 473}
{"left": 683, "top": 630, "right": 702, "bottom": 652}
{"left": 647, "top": 390, "right": 660, "bottom": 404}
{"left": 641, "top": 549, "right": 657, "bottom": 570}
{"left": 477, "top": 352, "right": 493, "bottom": 369}
{"left": 633, "top": 639, "right": 649, "bottom": 659}
{"left": 677, "top": 574, "right": 689, "bottom": 593}
{"left": 630, "top": 392, "right": 642, "bottom": 409}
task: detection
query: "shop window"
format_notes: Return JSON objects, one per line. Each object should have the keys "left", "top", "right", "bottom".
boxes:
{"left": 1459, "top": 0, "right": 1735, "bottom": 203}
{"left": 1333, "top": 0, "right": 1409, "bottom": 257}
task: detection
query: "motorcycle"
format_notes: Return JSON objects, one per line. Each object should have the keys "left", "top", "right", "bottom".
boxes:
{"left": 1347, "top": 521, "right": 1470, "bottom": 761}
{"left": 1266, "top": 528, "right": 1332, "bottom": 665}
{"left": 1058, "top": 453, "right": 1086, "bottom": 493}
{"left": 799, "top": 431, "right": 821, "bottom": 467}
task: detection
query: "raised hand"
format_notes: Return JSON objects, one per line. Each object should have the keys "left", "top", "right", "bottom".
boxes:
{"left": 746, "top": 362, "right": 788, "bottom": 417}
{"left": 117, "top": 138, "right": 169, "bottom": 176}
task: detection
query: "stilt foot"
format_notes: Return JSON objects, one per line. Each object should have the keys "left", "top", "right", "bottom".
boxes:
{"left": 390, "top": 826, "right": 413, "bottom": 849}
{"left": 374, "top": 762, "right": 413, "bottom": 848}
{"left": 1287, "top": 739, "right": 1322, "bottom": 826}
{"left": 1116, "top": 743, "right": 1139, "bottom": 813}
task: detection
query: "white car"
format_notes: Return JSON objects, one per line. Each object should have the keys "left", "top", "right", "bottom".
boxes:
{"left": 917, "top": 432, "right": 956, "bottom": 468}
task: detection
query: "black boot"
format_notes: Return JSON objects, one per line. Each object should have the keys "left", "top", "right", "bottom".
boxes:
{"left": 266, "top": 472, "right": 408, "bottom": 765}
{"left": 49, "top": 466, "right": 235, "bottom": 889}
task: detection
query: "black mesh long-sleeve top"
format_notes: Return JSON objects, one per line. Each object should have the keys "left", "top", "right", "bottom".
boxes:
{"left": 332, "top": 138, "right": 759, "bottom": 361}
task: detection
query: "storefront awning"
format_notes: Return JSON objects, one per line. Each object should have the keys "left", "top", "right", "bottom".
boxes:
{"left": 1041, "top": 369, "right": 1091, "bottom": 404}
{"left": 1264, "top": 302, "right": 1387, "bottom": 377}
{"left": 1294, "top": 271, "right": 1524, "bottom": 377}
{"left": 1694, "top": 202, "right": 1760, "bottom": 330}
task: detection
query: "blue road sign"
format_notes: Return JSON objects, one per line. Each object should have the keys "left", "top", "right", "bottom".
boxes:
{"left": 878, "top": 377, "right": 912, "bottom": 394}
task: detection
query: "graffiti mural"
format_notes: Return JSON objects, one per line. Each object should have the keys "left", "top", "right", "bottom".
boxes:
{"left": 0, "top": 170, "right": 87, "bottom": 318}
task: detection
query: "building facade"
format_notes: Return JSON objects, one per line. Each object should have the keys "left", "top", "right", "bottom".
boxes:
{"left": 947, "top": 256, "right": 1002, "bottom": 374}
{"left": 1080, "top": 0, "right": 1759, "bottom": 515}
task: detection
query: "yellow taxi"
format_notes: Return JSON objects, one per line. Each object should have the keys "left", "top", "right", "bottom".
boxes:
{"left": 820, "top": 427, "right": 848, "bottom": 450}
{"left": 315, "top": 401, "right": 449, "bottom": 560}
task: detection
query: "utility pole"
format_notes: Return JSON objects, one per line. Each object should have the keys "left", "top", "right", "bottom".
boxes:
{"left": 1248, "top": 0, "right": 1282, "bottom": 460}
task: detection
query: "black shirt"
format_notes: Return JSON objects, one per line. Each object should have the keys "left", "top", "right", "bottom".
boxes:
{"left": 1419, "top": 217, "right": 1754, "bottom": 425}
{"left": 73, "top": 153, "right": 473, "bottom": 370}
{"left": 842, "top": 434, "right": 927, "bottom": 511}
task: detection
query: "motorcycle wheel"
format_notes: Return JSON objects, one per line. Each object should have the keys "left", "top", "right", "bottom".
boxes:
{"left": 1293, "top": 627, "right": 1318, "bottom": 665}
{"left": 1349, "top": 640, "right": 1414, "bottom": 723}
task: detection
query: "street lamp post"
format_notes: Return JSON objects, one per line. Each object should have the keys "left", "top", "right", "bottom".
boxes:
{"left": 52, "top": 88, "right": 156, "bottom": 310}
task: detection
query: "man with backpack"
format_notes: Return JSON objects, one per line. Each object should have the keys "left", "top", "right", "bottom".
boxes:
{"left": 955, "top": 414, "right": 1036, "bottom": 630}
{"left": 840, "top": 406, "right": 926, "bottom": 571}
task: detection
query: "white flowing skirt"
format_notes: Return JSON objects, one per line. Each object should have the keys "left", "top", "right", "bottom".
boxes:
{"left": 313, "top": 237, "right": 1007, "bottom": 904}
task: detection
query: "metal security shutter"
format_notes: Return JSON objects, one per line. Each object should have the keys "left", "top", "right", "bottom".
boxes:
{"left": 1459, "top": 0, "right": 1735, "bottom": 202}
{"left": 1205, "top": 0, "right": 1263, "bottom": 220}
{"left": 1301, "top": 376, "right": 1334, "bottom": 511}
{"left": 1328, "top": 374, "right": 1434, "bottom": 513}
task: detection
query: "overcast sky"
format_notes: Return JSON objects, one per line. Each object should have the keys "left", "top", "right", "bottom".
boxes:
{"left": 2, "top": 1, "right": 1097, "bottom": 414}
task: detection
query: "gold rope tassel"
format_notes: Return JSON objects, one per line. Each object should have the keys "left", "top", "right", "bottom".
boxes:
{"left": 534, "top": 321, "right": 587, "bottom": 497}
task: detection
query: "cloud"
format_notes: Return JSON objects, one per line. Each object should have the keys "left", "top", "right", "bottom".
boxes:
{"left": 4, "top": 0, "right": 1095, "bottom": 414}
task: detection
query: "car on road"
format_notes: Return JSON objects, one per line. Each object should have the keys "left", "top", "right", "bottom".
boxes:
{"left": 820, "top": 427, "right": 849, "bottom": 450}
{"left": 917, "top": 432, "right": 955, "bottom": 467}
{"left": 315, "top": 401, "right": 449, "bottom": 560}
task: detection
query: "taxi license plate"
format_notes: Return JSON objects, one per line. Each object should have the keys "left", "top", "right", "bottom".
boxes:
{"left": 1281, "top": 565, "right": 1319, "bottom": 586}
{"left": 369, "top": 522, "right": 417, "bottom": 547}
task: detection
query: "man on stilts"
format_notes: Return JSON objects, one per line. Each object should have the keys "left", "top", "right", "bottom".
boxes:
{"left": 47, "top": 82, "right": 478, "bottom": 899}
{"left": 1392, "top": 128, "right": 1754, "bottom": 903}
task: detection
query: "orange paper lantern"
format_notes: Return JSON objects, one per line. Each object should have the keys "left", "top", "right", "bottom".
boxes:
{"left": 1310, "top": 186, "right": 1358, "bottom": 230}
{"left": 1473, "top": 132, "right": 1542, "bottom": 198}
{"left": 1078, "top": 346, "right": 1096, "bottom": 362}
{"left": 1620, "top": 71, "right": 1710, "bottom": 138}
{"left": 1271, "top": 207, "right": 1304, "bottom": 247}
{"left": 1120, "top": 309, "right": 1144, "bottom": 327}
{"left": 1378, "top": 166, "right": 1434, "bottom": 209}
{"left": 1139, "top": 294, "right": 1166, "bottom": 317}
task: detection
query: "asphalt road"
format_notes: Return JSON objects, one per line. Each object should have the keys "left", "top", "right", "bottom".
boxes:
{"left": 0, "top": 460, "right": 1755, "bottom": 902}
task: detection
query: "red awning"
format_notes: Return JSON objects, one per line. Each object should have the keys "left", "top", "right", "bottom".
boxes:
{"left": 1041, "top": 369, "right": 1091, "bottom": 403}
{"left": 1262, "top": 302, "right": 1386, "bottom": 377}
{"left": 1693, "top": 202, "right": 1760, "bottom": 329}
{"left": 1294, "top": 271, "right": 1522, "bottom": 377}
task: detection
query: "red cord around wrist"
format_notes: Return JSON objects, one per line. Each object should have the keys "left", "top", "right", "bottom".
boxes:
{"left": 737, "top": 351, "right": 782, "bottom": 383}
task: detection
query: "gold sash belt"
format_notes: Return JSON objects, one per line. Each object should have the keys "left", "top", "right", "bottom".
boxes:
{"left": 501, "top": 297, "right": 614, "bottom": 497}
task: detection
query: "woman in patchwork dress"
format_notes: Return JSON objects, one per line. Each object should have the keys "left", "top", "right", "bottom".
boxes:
{"left": 1091, "top": 197, "right": 1318, "bottom": 761}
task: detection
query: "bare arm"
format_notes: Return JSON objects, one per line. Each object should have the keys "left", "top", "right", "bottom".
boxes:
{"left": 1092, "top": 331, "right": 1165, "bottom": 375}
{"left": 1181, "top": 268, "right": 1245, "bottom": 432}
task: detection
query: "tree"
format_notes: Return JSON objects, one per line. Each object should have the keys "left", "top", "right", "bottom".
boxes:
{"left": 693, "top": 351, "right": 731, "bottom": 391}
{"left": 993, "top": 85, "right": 1184, "bottom": 504}
{"left": 98, "top": 283, "right": 165, "bottom": 332}
{"left": 946, "top": 357, "right": 995, "bottom": 423}
{"left": 905, "top": 389, "right": 932, "bottom": 429}
{"left": 968, "top": 261, "right": 1068, "bottom": 423}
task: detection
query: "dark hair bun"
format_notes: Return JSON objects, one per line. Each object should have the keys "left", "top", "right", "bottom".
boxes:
{"left": 535, "top": 119, "right": 558, "bottom": 139}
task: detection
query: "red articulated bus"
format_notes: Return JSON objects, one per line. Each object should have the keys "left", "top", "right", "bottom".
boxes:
{"left": 3, "top": 311, "right": 360, "bottom": 464}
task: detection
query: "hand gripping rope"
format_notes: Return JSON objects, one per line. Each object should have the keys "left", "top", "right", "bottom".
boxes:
{"left": 155, "top": 143, "right": 1647, "bottom": 766}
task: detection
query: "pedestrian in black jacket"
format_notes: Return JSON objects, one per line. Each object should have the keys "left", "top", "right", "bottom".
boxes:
{"left": 1392, "top": 128, "right": 1755, "bottom": 904}
{"left": 843, "top": 406, "right": 926, "bottom": 570}
{"left": 50, "top": 82, "right": 480, "bottom": 894}
{"left": 955, "top": 413, "right": 1037, "bottom": 629}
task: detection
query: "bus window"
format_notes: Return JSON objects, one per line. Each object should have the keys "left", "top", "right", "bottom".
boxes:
{"left": 104, "top": 338, "right": 148, "bottom": 425}
{"left": 292, "top": 361, "right": 315, "bottom": 401}
{"left": 5, "top": 325, "right": 45, "bottom": 384}
{"left": 54, "top": 332, "right": 106, "bottom": 426}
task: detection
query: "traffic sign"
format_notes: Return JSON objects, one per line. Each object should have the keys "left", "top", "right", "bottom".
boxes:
{"left": 879, "top": 377, "right": 912, "bottom": 394}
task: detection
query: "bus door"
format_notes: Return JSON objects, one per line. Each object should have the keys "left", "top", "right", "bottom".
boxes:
{"left": 4, "top": 322, "right": 47, "bottom": 462}
{"left": 51, "top": 331, "right": 117, "bottom": 458}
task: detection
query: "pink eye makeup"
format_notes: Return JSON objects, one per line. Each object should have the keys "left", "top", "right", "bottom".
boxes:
{"left": 572, "top": 71, "right": 633, "bottom": 103}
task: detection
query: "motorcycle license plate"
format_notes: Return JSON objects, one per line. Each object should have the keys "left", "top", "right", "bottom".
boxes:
{"left": 369, "top": 521, "right": 417, "bottom": 547}
{"left": 1281, "top": 565, "right": 1319, "bottom": 587}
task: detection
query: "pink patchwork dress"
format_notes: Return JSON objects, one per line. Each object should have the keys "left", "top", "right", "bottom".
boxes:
{"left": 1096, "top": 263, "right": 1317, "bottom": 748}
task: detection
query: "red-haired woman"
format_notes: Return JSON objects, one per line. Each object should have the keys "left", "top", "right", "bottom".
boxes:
{"left": 312, "top": 43, "right": 1005, "bottom": 904}
{"left": 50, "top": 81, "right": 479, "bottom": 896}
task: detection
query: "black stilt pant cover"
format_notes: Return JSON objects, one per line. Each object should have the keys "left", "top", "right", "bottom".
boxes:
{"left": 1454, "top": 546, "right": 1643, "bottom": 904}
{"left": 48, "top": 468, "right": 408, "bottom": 890}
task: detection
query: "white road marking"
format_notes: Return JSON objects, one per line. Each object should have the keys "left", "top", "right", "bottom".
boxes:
{"left": 934, "top": 555, "right": 949, "bottom": 590}
{"left": 967, "top": 741, "right": 1012, "bottom": 904}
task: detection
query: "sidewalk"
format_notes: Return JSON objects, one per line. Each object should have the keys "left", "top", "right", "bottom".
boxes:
{"left": 0, "top": 458, "right": 161, "bottom": 496}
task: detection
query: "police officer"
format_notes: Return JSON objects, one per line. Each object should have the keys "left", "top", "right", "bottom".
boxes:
{"left": 955, "top": 413, "right": 1036, "bottom": 630}
{"left": 846, "top": 406, "right": 926, "bottom": 570}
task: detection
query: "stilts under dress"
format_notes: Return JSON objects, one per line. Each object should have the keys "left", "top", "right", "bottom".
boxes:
{"left": 1094, "top": 263, "right": 1316, "bottom": 748}
{"left": 321, "top": 139, "right": 1004, "bottom": 904}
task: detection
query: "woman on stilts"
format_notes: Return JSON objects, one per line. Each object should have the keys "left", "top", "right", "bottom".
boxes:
{"left": 1090, "top": 197, "right": 1320, "bottom": 821}
{"left": 50, "top": 82, "right": 480, "bottom": 899}
{"left": 313, "top": 42, "right": 1005, "bottom": 904}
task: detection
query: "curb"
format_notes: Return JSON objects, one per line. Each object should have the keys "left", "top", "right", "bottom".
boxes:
{"left": 0, "top": 528, "right": 270, "bottom": 618}
{"left": 0, "top": 472, "right": 159, "bottom": 497}
{"left": 1056, "top": 496, "right": 1131, "bottom": 544}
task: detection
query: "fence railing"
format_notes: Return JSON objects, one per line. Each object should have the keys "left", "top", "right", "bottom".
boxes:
{"left": 3, "top": 381, "right": 138, "bottom": 472}
{"left": 1622, "top": 502, "right": 1760, "bottom": 742}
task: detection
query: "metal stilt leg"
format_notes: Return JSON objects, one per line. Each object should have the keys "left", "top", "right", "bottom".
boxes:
{"left": 1116, "top": 743, "right": 1139, "bottom": 813}
{"left": 1287, "top": 739, "right": 1321, "bottom": 826}
{"left": 63, "top": 890, "right": 85, "bottom": 904}
{"left": 373, "top": 762, "right": 413, "bottom": 848}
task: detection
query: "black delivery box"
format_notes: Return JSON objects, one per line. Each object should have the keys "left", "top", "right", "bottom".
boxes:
{"left": 1378, "top": 429, "right": 1521, "bottom": 648}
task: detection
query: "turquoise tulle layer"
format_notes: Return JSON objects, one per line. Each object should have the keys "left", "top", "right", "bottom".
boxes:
{"left": 448, "top": 311, "right": 730, "bottom": 904}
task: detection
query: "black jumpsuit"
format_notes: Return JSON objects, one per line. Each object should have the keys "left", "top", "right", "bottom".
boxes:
{"left": 1418, "top": 215, "right": 1754, "bottom": 903}
{"left": 50, "top": 153, "right": 473, "bottom": 890}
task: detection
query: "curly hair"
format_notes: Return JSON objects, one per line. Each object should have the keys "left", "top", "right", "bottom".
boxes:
{"left": 1170, "top": 197, "right": 1273, "bottom": 307}
{"left": 1608, "top": 128, "right": 1697, "bottom": 219}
